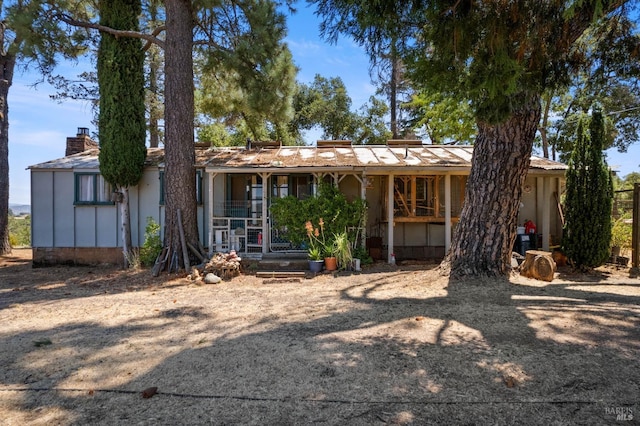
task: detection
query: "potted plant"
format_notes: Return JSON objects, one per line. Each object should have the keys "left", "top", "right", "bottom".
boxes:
{"left": 308, "top": 248, "right": 324, "bottom": 272}
{"left": 332, "top": 231, "right": 352, "bottom": 271}
{"left": 351, "top": 246, "right": 372, "bottom": 271}
{"left": 305, "top": 219, "right": 328, "bottom": 272}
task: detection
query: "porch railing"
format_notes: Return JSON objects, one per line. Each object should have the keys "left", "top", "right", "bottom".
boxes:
{"left": 210, "top": 217, "right": 264, "bottom": 255}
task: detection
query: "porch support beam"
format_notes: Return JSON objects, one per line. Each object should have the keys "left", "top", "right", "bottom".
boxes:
{"left": 542, "top": 176, "right": 551, "bottom": 251}
{"left": 445, "top": 174, "right": 451, "bottom": 251}
{"left": 356, "top": 173, "right": 367, "bottom": 249}
{"left": 312, "top": 172, "right": 322, "bottom": 189}
{"left": 207, "top": 172, "right": 217, "bottom": 257}
{"left": 260, "top": 172, "right": 271, "bottom": 254}
{"left": 387, "top": 174, "right": 394, "bottom": 263}
{"left": 536, "top": 176, "right": 544, "bottom": 239}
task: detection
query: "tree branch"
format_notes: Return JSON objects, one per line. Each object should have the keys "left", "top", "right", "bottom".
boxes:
{"left": 57, "top": 13, "right": 165, "bottom": 50}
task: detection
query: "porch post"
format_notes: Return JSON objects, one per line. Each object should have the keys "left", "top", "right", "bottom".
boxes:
{"left": 354, "top": 173, "right": 368, "bottom": 249}
{"left": 261, "top": 172, "right": 269, "bottom": 255}
{"left": 207, "top": 171, "right": 215, "bottom": 257}
{"left": 387, "top": 173, "right": 394, "bottom": 263}
{"left": 542, "top": 176, "right": 551, "bottom": 251}
{"left": 536, "top": 177, "right": 544, "bottom": 234}
{"left": 444, "top": 174, "right": 451, "bottom": 251}
{"left": 361, "top": 173, "right": 367, "bottom": 249}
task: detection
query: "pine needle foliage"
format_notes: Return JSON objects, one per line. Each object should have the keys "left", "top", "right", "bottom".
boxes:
{"left": 562, "top": 103, "right": 613, "bottom": 269}
{"left": 97, "top": 0, "right": 147, "bottom": 188}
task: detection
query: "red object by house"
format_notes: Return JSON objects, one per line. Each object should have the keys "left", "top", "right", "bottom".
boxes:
{"left": 524, "top": 220, "right": 536, "bottom": 234}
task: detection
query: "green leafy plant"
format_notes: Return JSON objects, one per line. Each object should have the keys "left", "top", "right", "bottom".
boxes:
{"left": 8, "top": 215, "right": 30, "bottom": 247}
{"left": 611, "top": 214, "right": 632, "bottom": 250}
{"left": 307, "top": 246, "right": 324, "bottom": 261}
{"left": 270, "top": 181, "right": 367, "bottom": 250}
{"left": 139, "top": 217, "right": 162, "bottom": 266}
{"left": 352, "top": 246, "right": 373, "bottom": 266}
{"left": 332, "top": 231, "right": 352, "bottom": 270}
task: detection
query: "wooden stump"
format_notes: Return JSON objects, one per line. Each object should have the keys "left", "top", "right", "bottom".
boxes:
{"left": 520, "top": 250, "right": 556, "bottom": 282}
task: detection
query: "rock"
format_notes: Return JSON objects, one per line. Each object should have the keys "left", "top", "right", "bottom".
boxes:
{"left": 204, "top": 273, "right": 222, "bottom": 284}
{"left": 512, "top": 251, "right": 524, "bottom": 268}
{"left": 142, "top": 387, "right": 158, "bottom": 399}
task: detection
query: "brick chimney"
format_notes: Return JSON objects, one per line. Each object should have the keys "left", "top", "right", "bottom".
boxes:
{"left": 65, "top": 127, "right": 98, "bottom": 156}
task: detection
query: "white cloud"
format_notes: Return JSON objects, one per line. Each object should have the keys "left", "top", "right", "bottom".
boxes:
{"left": 286, "top": 38, "right": 324, "bottom": 56}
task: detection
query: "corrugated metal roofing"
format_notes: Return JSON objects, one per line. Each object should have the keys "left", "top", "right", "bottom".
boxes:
{"left": 28, "top": 145, "right": 568, "bottom": 172}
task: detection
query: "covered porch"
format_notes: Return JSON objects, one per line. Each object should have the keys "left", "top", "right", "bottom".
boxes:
{"left": 202, "top": 142, "right": 566, "bottom": 262}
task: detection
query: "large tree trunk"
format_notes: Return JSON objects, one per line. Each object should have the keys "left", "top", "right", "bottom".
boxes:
{"left": 0, "top": 54, "right": 15, "bottom": 255}
{"left": 163, "top": 0, "right": 200, "bottom": 270}
{"left": 442, "top": 94, "right": 541, "bottom": 277}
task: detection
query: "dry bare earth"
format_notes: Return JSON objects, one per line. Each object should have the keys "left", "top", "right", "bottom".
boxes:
{"left": 1, "top": 249, "right": 639, "bottom": 425}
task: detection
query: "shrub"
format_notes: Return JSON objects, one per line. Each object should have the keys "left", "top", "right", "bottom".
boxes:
{"left": 562, "top": 104, "right": 613, "bottom": 269}
{"left": 8, "top": 215, "right": 30, "bottom": 247}
{"left": 270, "top": 181, "right": 367, "bottom": 249}
{"left": 611, "top": 214, "right": 632, "bottom": 250}
{"left": 139, "top": 217, "right": 162, "bottom": 266}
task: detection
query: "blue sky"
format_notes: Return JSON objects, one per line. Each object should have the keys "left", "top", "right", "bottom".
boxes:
{"left": 8, "top": 5, "right": 639, "bottom": 205}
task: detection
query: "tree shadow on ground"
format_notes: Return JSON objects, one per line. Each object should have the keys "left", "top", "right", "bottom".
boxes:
{"left": 1, "top": 265, "right": 638, "bottom": 424}
{"left": 0, "top": 255, "right": 192, "bottom": 310}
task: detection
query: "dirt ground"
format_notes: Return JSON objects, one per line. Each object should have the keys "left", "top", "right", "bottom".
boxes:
{"left": 1, "top": 249, "right": 639, "bottom": 425}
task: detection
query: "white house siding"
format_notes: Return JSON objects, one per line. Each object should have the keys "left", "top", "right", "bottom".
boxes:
{"left": 74, "top": 207, "right": 97, "bottom": 246}
{"left": 212, "top": 174, "right": 225, "bottom": 216}
{"left": 31, "top": 171, "right": 53, "bottom": 247}
{"left": 53, "top": 171, "right": 75, "bottom": 247}
{"left": 391, "top": 223, "right": 446, "bottom": 259}
{"left": 428, "top": 224, "right": 446, "bottom": 246}
{"left": 136, "top": 169, "right": 163, "bottom": 245}
{"left": 95, "top": 207, "right": 119, "bottom": 247}
{"left": 31, "top": 170, "right": 54, "bottom": 247}
{"left": 518, "top": 175, "right": 564, "bottom": 249}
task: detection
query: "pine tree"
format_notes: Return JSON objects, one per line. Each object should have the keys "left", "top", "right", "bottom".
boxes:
{"left": 313, "top": 0, "right": 629, "bottom": 276}
{"left": 563, "top": 104, "right": 613, "bottom": 269}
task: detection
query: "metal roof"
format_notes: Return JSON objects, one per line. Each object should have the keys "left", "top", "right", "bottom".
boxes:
{"left": 28, "top": 144, "right": 568, "bottom": 173}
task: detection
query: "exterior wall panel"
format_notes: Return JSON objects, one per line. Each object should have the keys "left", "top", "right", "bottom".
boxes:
{"left": 53, "top": 172, "right": 75, "bottom": 247}
{"left": 31, "top": 171, "right": 54, "bottom": 247}
{"left": 74, "top": 207, "right": 97, "bottom": 247}
{"left": 136, "top": 170, "right": 162, "bottom": 245}
{"left": 96, "top": 206, "right": 118, "bottom": 247}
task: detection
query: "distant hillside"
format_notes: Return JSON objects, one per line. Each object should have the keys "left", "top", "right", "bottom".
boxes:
{"left": 9, "top": 204, "right": 31, "bottom": 216}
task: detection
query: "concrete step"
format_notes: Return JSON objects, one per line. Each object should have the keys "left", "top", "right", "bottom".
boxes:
{"left": 255, "top": 257, "right": 309, "bottom": 271}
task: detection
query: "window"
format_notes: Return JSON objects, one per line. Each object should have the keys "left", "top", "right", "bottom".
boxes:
{"left": 388, "top": 175, "right": 466, "bottom": 221}
{"left": 394, "top": 176, "right": 437, "bottom": 217}
{"left": 159, "top": 170, "right": 203, "bottom": 205}
{"left": 75, "top": 173, "right": 113, "bottom": 205}
{"left": 271, "top": 175, "right": 289, "bottom": 198}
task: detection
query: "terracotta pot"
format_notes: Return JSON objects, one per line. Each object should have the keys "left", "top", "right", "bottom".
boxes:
{"left": 324, "top": 256, "right": 337, "bottom": 271}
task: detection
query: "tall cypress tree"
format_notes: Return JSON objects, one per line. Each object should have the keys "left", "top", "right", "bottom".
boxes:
{"left": 562, "top": 104, "right": 613, "bottom": 269}
{"left": 98, "top": 0, "right": 147, "bottom": 266}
